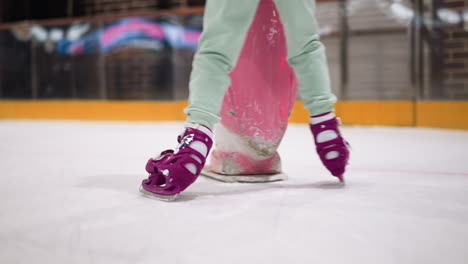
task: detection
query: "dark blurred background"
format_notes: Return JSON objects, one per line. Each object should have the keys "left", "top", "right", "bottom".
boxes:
{"left": 0, "top": 0, "right": 467, "bottom": 101}
{"left": 0, "top": 0, "right": 206, "bottom": 21}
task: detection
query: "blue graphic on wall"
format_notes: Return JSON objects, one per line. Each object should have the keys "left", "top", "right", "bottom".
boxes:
{"left": 56, "top": 17, "right": 201, "bottom": 55}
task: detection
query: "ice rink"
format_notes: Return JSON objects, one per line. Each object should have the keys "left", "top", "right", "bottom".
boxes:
{"left": 1, "top": 120, "right": 468, "bottom": 264}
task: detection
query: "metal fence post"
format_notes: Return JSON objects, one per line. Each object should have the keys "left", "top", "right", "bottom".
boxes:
{"left": 339, "top": 0, "right": 349, "bottom": 100}
{"left": 98, "top": 20, "right": 107, "bottom": 100}
{"left": 30, "top": 40, "right": 38, "bottom": 99}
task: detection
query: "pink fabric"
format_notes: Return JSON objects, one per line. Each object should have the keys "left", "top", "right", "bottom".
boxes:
{"left": 210, "top": 0, "right": 297, "bottom": 175}
{"left": 221, "top": 0, "right": 297, "bottom": 142}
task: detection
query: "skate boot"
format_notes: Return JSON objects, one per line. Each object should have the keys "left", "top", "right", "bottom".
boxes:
{"left": 140, "top": 123, "right": 213, "bottom": 201}
{"left": 310, "top": 113, "right": 350, "bottom": 182}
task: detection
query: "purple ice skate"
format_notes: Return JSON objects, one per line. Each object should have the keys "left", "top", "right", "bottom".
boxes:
{"left": 310, "top": 117, "right": 350, "bottom": 182}
{"left": 140, "top": 124, "right": 213, "bottom": 201}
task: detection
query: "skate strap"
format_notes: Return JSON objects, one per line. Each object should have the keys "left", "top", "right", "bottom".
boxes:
{"left": 310, "top": 117, "right": 341, "bottom": 140}
{"left": 316, "top": 142, "right": 348, "bottom": 160}
{"left": 177, "top": 127, "right": 213, "bottom": 146}
{"left": 310, "top": 117, "right": 349, "bottom": 158}
{"left": 315, "top": 137, "right": 346, "bottom": 152}
{"left": 176, "top": 148, "right": 206, "bottom": 173}
{"left": 177, "top": 127, "right": 213, "bottom": 171}
{"left": 310, "top": 118, "right": 340, "bottom": 136}
{"left": 145, "top": 149, "right": 174, "bottom": 173}
{"left": 164, "top": 127, "right": 214, "bottom": 189}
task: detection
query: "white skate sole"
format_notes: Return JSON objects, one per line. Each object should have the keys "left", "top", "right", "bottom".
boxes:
{"left": 139, "top": 185, "right": 178, "bottom": 202}
{"left": 201, "top": 167, "right": 288, "bottom": 183}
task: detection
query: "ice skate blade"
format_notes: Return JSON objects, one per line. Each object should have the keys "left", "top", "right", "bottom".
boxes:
{"left": 201, "top": 168, "right": 288, "bottom": 183}
{"left": 337, "top": 174, "right": 345, "bottom": 183}
{"left": 139, "top": 185, "right": 178, "bottom": 202}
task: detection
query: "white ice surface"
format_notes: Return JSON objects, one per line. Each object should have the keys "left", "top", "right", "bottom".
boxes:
{"left": 1, "top": 120, "right": 468, "bottom": 264}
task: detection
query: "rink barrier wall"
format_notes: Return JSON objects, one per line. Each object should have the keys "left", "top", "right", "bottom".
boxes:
{"left": 0, "top": 100, "right": 467, "bottom": 130}
{"left": 415, "top": 101, "right": 468, "bottom": 130}
{"left": 0, "top": 101, "right": 188, "bottom": 121}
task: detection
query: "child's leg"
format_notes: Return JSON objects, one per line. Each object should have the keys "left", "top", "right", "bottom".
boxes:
{"left": 273, "top": 0, "right": 336, "bottom": 116}
{"left": 274, "top": 0, "right": 349, "bottom": 181}
{"left": 184, "top": 0, "right": 261, "bottom": 129}
{"left": 141, "top": 0, "right": 262, "bottom": 200}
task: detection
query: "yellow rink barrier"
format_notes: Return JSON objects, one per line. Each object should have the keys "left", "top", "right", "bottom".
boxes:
{"left": 416, "top": 101, "right": 468, "bottom": 130}
{"left": 0, "top": 100, "right": 188, "bottom": 121}
{"left": 0, "top": 100, "right": 467, "bottom": 130}
{"left": 289, "top": 101, "right": 416, "bottom": 126}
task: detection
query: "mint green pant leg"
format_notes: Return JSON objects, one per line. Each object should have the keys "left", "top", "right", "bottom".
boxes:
{"left": 274, "top": 0, "right": 336, "bottom": 116}
{"left": 184, "top": 0, "right": 261, "bottom": 129}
